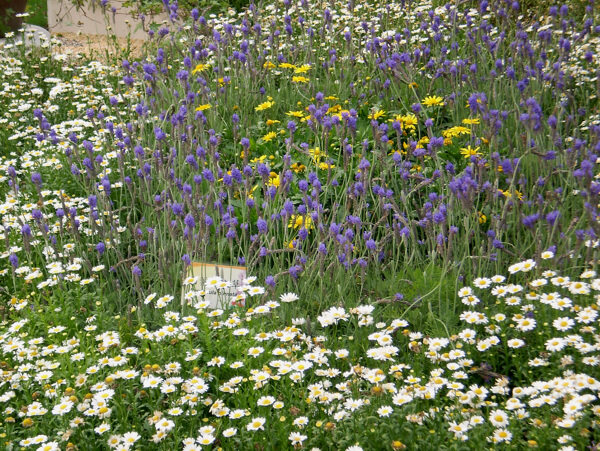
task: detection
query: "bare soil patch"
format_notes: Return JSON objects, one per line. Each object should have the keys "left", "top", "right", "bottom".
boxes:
{"left": 51, "top": 31, "right": 146, "bottom": 60}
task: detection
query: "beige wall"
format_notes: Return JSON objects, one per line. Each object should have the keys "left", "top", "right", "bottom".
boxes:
{"left": 47, "top": 0, "right": 169, "bottom": 39}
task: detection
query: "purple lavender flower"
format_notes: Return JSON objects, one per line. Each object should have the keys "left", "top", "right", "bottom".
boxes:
{"left": 31, "top": 172, "right": 42, "bottom": 187}
{"left": 265, "top": 275, "right": 275, "bottom": 287}
{"left": 546, "top": 210, "right": 560, "bottom": 226}
{"left": 184, "top": 214, "right": 196, "bottom": 229}
{"left": 96, "top": 242, "right": 106, "bottom": 255}
{"left": 289, "top": 265, "right": 303, "bottom": 279}
{"left": 257, "top": 218, "right": 268, "bottom": 234}
{"left": 171, "top": 203, "right": 184, "bottom": 216}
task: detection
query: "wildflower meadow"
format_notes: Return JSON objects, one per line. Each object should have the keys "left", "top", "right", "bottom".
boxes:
{"left": 1, "top": 0, "right": 600, "bottom": 449}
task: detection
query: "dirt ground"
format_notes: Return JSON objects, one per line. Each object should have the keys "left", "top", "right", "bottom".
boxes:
{"left": 52, "top": 31, "right": 147, "bottom": 60}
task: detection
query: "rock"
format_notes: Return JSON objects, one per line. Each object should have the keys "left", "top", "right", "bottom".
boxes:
{"left": 0, "top": 24, "right": 51, "bottom": 49}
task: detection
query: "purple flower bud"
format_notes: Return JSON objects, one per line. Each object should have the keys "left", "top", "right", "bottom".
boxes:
{"left": 559, "top": 4, "right": 568, "bottom": 16}
{"left": 101, "top": 178, "right": 111, "bottom": 196}
{"left": 185, "top": 154, "right": 198, "bottom": 169}
{"left": 31, "top": 209, "right": 42, "bottom": 221}
{"left": 154, "top": 127, "right": 166, "bottom": 141}
{"left": 9, "top": 253, "right": 18, "bottom": 268}
{"left": 257, "top": 163, "right": 270, "bottom": 177}
{"left": 265, "top": 275, "right": 275, "bottom": 287}
{"left": 546, "top": 210, "right": 560, "bottom": 226}
{"left": 96, "top": 242, "right": 106, "bottom": 255}
{"left": 257, "top": 218, "right": 267, "bottom": 234}
{"left": 184, "top": 214, "right": 196, "bottom": 229}
{"left": 298, "top": 227, "right": 308, "bottom": 240}
{"left": 289, "top": 264, "right": 303, "bottom": 279}
{"left": 202, "top": 168, "right": 215, "bottom": 183}
{"left": 171, "top": 203, "right": 184, "bottom": 216}
{"left": 31, "top": 172, "right": 42, "bottom": 187}
{"left": 365, "top": 239, "right": 376, "bottom": 250}
{"left": 132, "top": 265, "right": 142, "bottom": 277}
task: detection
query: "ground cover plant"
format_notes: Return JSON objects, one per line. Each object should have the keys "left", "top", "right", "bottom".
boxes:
{"left": 0, "top": 0, "right": 599, "bottom": 449}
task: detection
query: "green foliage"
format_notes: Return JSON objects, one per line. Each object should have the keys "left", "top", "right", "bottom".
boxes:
{"left": 25, "top": 0, "right": 48, "bottom": 29}
{"left": 0, "top": 0, "right": 600, "bottom": 448}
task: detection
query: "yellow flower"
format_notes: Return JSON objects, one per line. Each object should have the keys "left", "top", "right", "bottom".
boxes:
{"left": 408, "top": 82, "right": 418, "bottom": 88}
{"left": 442, "top": 126, "right": 471, "bottom": 138}
{"left": 422, "top": 95, "right": 445, "bottom": 107}
{"left": 286, "top": 110, "right": 304, "bottom": 118}
{"left": 292, "top": 76, "right": 310, "bottom": 83}
{"left": 498, "top": 189, "right": 524, "bottom": 201}
{"left": 266, "top": 119, "right": 280, "bottom": 126}
{"left": 330, "top": 109, "right": 350, "bottom": 121}
{"left": 462, "top": 118, "right": 480, "bottom": 125}
{"left": 261, "top": 132, "right": 277, "bottom": 142}
{"left": 255, "top": 100, "right": 274, "bottom": 112}
{"left": 319, "top": 162, "right": 335, "bottom": 170}
{"left": 267, "top": 172, "right": 280, "bottom": 187}
{"left": 192, "top": 64, "right": 209, "bottom": 74}
{"left": 392, "top": 113, "right": 418, "bottom": 131}
{"left": 327, "top": 104, "right": 342, "bottom": 115}
{"left": 294, "top": 64, "right": 311, "bottom": 73}
{"left": 247, "top": 184, "right": 260, "bottom": 199}
{"left": 460, "top": 145, "right": 481, "bottom": 158}
{"left": 291, "top": 162, "right": 306, "bottom": 173}
{"left": 251, "top": 155, "right": 267, "bottom": 164}
{"left": 389, "top": 149, "right": 407, "bottom": 157}
{"left": 418, "top": 136, "right": 429, "bottom": 147}
{"left": 279, "top": 62, "right": 296, "bottom": 69}
{"left": 288, "top": 215, "right": 313, "bottom": 229}
{"left": 368, "top": 109, "right": 386, "bottom": 120}
{"left": 478, "top": 212, "right": 487, "bottom": 224}
{"left": 263, "top": 61, "right": 276, "bottom": 70}
{"left": 195, "top": 104, "right": 211, "bottom": 112}
{"left": 308, "top": 147, "right": 327, "bottom": 163}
